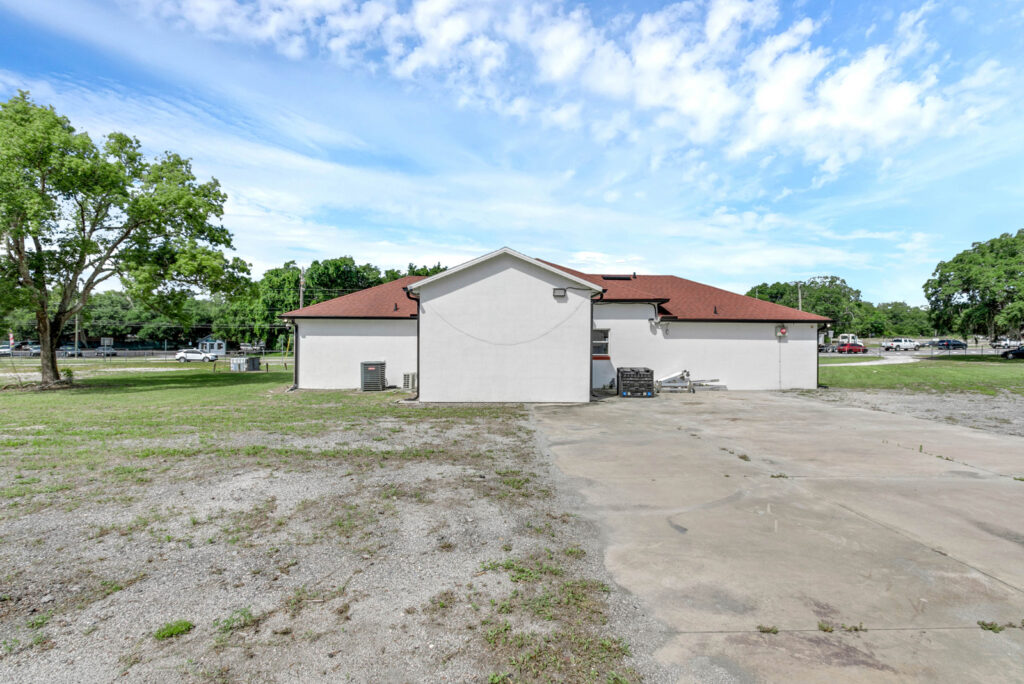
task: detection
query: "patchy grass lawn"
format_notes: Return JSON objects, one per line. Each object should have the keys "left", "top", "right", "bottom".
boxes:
{"left": 0, "top": 368, "right": 649, "bottom": 681}
{"left": 820, "top": 357, "right": 1024, "bottom": 395}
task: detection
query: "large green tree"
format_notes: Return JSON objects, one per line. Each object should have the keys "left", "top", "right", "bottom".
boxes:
{"left": 924, "top": 230, "right": 1024, "bottom": 339}
{"left": 0, "top": 92, "right": 247, "bottom": 382}
{"left": 747, "top": 276, "right": 861, "bottom": 330}
{"left": 239, "top": 258, "right": 448, "bottom": 349}
{"left": 874, "top": 301, "right": 933, "bottom": 337}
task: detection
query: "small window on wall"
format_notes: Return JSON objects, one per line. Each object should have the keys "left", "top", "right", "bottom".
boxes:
{"left": 592, "top": 329, "right": 609, "bottom": 355}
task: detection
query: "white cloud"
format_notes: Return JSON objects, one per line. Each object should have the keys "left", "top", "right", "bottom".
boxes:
{"left": 115, "top": 0, "right": 1008, "bottom": 179}
{"left": 530, "top": 10, "right": 594, "bottom": 82}
{"left": 705, "top": 0, "right": 778, "bottom": 47}
{"left": 565, "top": 251, "right": 648, "bottom": 273}
{"left": 581, "top": 40, "right": 634, "bottom": 98}
{"left": 591, "top": 111, "right": 631, "bottom": 144}
{"left": 3, "top": 0, "right": 1016, "bottom": 305}
{"left": 541, "top": 101, "right": 583, "bottom": 130}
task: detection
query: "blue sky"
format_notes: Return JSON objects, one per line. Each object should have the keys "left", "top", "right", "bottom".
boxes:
{"left": 1, "top": 0, "right": 1022, "bottom": 304}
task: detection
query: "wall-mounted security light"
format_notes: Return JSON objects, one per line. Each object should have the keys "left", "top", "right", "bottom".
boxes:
{"left": 552, "top": 288, "right": 567, "bottom": 297}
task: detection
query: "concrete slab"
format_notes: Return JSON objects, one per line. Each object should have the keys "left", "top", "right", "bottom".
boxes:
{"left": 534, "top": 392, "right": 1024, "bottom": 682}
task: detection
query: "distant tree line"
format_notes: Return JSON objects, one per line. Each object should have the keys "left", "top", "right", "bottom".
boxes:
{"left": 218, "top": 257, "right": 444, "bottom": 349}
{"left": 747, "top": 229, "right": 1024, "bottom": 340}
{"left": 1, "top": 257, "right": 444, "bottom": 350}
{"left": 745, "top": 276, "right": 934, "bottom": 338}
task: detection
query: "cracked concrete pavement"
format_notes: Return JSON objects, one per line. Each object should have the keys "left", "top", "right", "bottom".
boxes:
{"left": 533, "top": 392, "right": 1024, "bottom": 683}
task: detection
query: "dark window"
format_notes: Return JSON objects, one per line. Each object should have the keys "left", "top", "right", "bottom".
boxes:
{"left": 592, "top": 329, "right": 609, "bottom": 355}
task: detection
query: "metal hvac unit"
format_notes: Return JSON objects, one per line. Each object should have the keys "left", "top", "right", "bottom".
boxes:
{"left": 617, "top": 367, "right": 655, "bottom": 398}
{"left": 230, "top": 356, "right": 261, "bottom": 372}
{"left": 402, "top": 372, "right": 418, "bottom": 390}
{"left": 360, "top": 361, "right": 387, "bottom": 391}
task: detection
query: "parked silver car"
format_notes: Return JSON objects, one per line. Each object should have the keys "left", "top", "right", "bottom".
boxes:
{"left": 58, "top": 345, "right": 84, "bottom": 357}
{"left": 175, "top": 348, "right": 217, "bottom": 362}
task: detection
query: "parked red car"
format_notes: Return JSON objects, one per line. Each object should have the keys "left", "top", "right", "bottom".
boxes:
{"left": 836, "top": 343, "right": 869, "bottom": 354}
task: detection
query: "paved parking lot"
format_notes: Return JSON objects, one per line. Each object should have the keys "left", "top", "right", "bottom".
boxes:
{"left": 533, "top": 392, "right": 1024, "bottom": 683}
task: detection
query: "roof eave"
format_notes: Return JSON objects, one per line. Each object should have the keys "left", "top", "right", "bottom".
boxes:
{"left": 660, "top": 316, "right": 833, "bottom": 323}
{"left": 280, "top": 314, "right": 417, "bottom": 321}
{"left": 407, "top": 247, "right": 602, "bottom": 294}
{"left": 597, "top": 297, "right": 671, "bottom": 304}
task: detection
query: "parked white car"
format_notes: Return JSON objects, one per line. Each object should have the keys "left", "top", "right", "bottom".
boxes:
{"left": 883, "top": 337, "right": 920, "bottom": 351}
{"left": 990, "top": 338, "right": 1021, "bottom": 349}
{"left": 175, "top": 348, "right": 217, "bottom": 362}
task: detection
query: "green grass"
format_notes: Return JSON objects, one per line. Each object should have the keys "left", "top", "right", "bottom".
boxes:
{"left": 820, "top": 357, "right": 1024, "bottom": 395}
{"left": 0, "top": 367, "right": 520, "bottom": 512}
{"left": 153, "top": 620, "right": 194, "bottom": 639}
{"left": 213, "top": 607, "right": 256, "bottom": 633}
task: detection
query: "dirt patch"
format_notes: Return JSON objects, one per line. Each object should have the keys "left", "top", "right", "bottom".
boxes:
{"left": 803, "top": 388, "right": 1024, "bottom": 437}
{"left": 0, "top": 397, "right": 671, "bottom": 681}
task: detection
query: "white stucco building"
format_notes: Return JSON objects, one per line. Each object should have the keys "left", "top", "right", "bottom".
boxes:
{"left": 282, "top": 248, "right": 830, "bottom": 401}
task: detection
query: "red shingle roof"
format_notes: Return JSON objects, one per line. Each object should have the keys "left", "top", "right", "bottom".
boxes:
{"left": 281, "top": 260, "right": 830, "bottom": 324}
{"left": 541, "top": 260, "right": 828, "bottom": 322}
{"left": 282, "top": 275, "right": 424, "bottom": 318}
{"left": 634, "top": 275, "right": 830, "bottom": 322}
{"left": 537, "top": 261, "right": 663, "bottom": 301}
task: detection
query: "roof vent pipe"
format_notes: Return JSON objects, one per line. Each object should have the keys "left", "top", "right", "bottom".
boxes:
{"left": 714, "top": 305, "right": 718, "bottom": 314}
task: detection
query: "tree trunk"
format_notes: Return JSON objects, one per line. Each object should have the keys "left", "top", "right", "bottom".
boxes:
{"left": 37, "top": 317, "right": 62, "bottom": 385}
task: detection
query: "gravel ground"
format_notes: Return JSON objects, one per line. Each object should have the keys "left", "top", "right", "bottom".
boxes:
{"left": 0, "top": 398, "right": 673, "bottom": 683}
{"left": 802, "top": 388, "right": 1024, "bottom": 437}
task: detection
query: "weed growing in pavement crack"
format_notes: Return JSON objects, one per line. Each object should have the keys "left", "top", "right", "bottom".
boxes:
{"left": 214, "top": 607, "right": 257, "bottom": 633}
{"left": 25, "top": 611, "right": 52, "bottom": 629}
{"left": 757, "top": 624, "right": 779, "bottom": 634}
{"left": 481, "top": 555, "right": 563, "bottom": 583}
{"left": 154, "top": 620, "right": 194, "bottom": 640}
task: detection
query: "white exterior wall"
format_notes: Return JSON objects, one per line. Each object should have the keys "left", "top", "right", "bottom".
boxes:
{"left": 417, "top": 254, "right": 593, "bottom": 403}
{"left": 296, "top": 318, "right": 416, "bottom": 390}
{"left": 593, "top": 303, "right": 818, "bottom": 390}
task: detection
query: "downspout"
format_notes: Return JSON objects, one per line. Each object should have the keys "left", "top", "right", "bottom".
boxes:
{"left": 289, "top": 319, "right": 299, "bottom": 390}
{"left": 404, "top": 287, "right": 420, "bottom": 401}
{"left": 817, "top": 323, "right": 830, "bottom": 389}
{"left": 590, "top": 289, "right": 605, "bottom": 400}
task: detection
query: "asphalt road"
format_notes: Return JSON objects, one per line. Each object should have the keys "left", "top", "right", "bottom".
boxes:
{"left": 533, "top": 392, "right": 1024, "bottom": 683}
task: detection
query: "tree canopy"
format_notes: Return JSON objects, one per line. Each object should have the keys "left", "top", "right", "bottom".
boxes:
{"left": 924, "top": 230, "right": 1024, "bottom": 339}
{"left": 0, "top": 255, "right": 446, "bottom": 350}
{"left": 0, "top": 91, "right": 248, "bottom": 382}
{"left": 237, "top": 257, "right": 445, "bottom": 349}
{"left": 746, "top": 276, "right": 933, "bottom": 337}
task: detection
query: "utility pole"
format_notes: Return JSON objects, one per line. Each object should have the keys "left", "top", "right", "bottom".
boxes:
{"left": 797, "top": 283, "right": 803, "bottom": 311}
{"left": 299, "top": 267, "right": 306, "bottom": 310}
